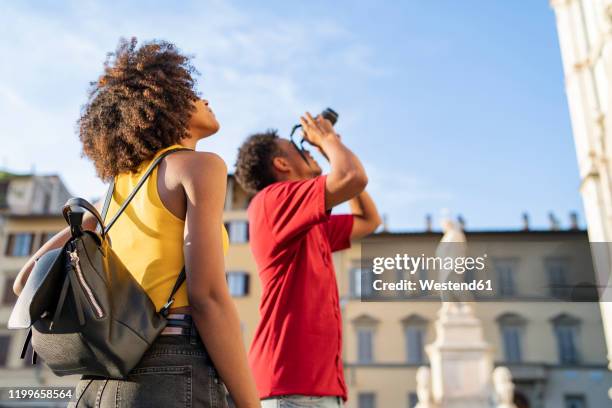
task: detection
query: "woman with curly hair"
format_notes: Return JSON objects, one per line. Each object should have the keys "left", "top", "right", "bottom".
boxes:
{"left": 13, "top": 38, "right": 259, "bottom": 408}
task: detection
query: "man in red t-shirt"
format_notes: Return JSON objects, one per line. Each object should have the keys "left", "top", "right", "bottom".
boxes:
{"left": 235, "top": 113, "right": 381, "bottom": 407}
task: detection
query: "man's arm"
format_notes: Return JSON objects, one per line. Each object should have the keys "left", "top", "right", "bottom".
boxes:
{"left": 348, "top": 190, "right": 382, "bottom": 239}
{"left": 300, "top": 112, "right": 380, "bottom": 238}
{"left": 300, "top": 113, "right": 367, "bottom": 209}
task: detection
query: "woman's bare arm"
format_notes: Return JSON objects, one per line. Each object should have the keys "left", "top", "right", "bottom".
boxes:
{"left": 180, "top": 152, "right": 259, "bottom": 408}
{"left": 13, "top": 213, "right": 99, "bottom": 296}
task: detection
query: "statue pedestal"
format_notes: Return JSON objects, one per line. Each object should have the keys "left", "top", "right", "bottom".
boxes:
{"left": 426, "top": 304, "right": 493, "bottom": 408}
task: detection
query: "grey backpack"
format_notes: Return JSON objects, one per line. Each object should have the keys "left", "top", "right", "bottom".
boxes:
{"left": 8, "top": 148, "right": 189, "bottom": 378}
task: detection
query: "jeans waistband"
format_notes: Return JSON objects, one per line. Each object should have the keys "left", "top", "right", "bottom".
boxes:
{"left": 161, "top": 314, "right": 195, "bottom": 337}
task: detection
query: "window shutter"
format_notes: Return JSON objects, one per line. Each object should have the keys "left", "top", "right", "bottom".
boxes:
{"left": 28, "top": 233, "right": 35, "bottom": 255}
{"left": 5, "top": 234, "right": 15, "bottom": 256}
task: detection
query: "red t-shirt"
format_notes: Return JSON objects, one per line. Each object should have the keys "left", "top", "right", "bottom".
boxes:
{"left": 247, "top": 175, "right": 354, "bottom": 401}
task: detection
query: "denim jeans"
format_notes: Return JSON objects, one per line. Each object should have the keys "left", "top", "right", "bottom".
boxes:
{"left": 67, "top": 319, "right": 228, "bottom": 408}
{"left": 261, "top": 395, "right": 343, "bottom": 408}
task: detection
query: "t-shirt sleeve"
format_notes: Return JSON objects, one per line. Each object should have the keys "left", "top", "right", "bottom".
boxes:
{"left": 264, "top": 175, "right": 329, "bottom": 244}
{"left": 325, "top": 214, "right": 354, "bottom": 252}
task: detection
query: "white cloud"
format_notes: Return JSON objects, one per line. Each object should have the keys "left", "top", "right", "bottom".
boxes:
{"left": 0, "top": 1, "right": 384, "bottom": 201}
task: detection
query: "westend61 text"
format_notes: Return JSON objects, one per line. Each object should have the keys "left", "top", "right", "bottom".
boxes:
{"left": 373, "top": 279, "right": 493, "bottom": 292}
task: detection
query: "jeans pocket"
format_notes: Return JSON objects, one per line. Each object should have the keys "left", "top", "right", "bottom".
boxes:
{"left": 116, "top": 365, "right": 192, "bottom": 408}
{"left": 207, "top": 365, "right": 228, "bottom": 408}
{"left": 67, "top": 378, "right": 95, "bottom": 407}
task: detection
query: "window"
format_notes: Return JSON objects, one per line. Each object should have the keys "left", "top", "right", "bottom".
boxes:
{"left": 350, "top": 266, "right": 375, "bottom": 298}
{"left": 353, "top": 315, "right": 378, "bottom": 364}
{"left": 357, "top": 328, "right": 374, "bottom": 363}
{"left": 408, "top": 392, "right": 418, "bottom": 408}
{"left": 556, "top": 325, "right": 579, "bottom": 364}
{"left": 395, "top": 267, "right": 404, "bottom": 282}
{"left": 351, "top": 267, "right": 371, "bottom": 298}
{"left": 564, "top": 395, "right": 586, "bottom": 408}
{"left": 418, "top": 267, "right": 428, "bottom": 295}
{"left": 405, "top": 326, "right": 425, "bottom": 364}
{"left": 4, "top": 233, "right": 34, "bottom": 257}
{"left": 0, "top": 335, "right": 10, "bottom": 366}
{"left": 0, "top": 181, "right": 9, "bottom": 209}
{"left": 547, "top": 258, "right": 570, "bottom": 298}
{"left": 497, "top": 313, "right": 526, "bottom": 363}
{"left": 39, "top": 231, "right": 58, "bottom": 248}
{"left": 552, "top": 314, "right": 580, "bottom": 365}
{"left": 358, "top": 393, "right": 376, "bottom": 408}
{"left": 226, "top": 272, "right": 249, "bottom": 297}
{"left": 463, "top": 266, "right": 474, "bottom": 283}
{"left": 350, "top": 267, "right": 361, "bottom": 297}
{"left": 2, "top": 276, "right": 18, "bottom": 306}
{"left": 402, "top": 315, "right": 428, "bottom": 364}
{"left": 225, "top": 221, "right": 248, "bottom": 243}
{"left": 494, "top": 259, "right": 517, "bottom": 296}
{"left": 501, "top": 326, "right": 522, "bottom": 362}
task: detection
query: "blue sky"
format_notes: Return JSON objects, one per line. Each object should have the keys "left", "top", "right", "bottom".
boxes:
{"left": 0, "top": 0, "right": 582, "bottom": 231}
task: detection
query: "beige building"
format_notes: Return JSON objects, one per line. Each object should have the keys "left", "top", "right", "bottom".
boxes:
{"left": 0, "top": 172, "right": 74, "bottom": 399}
{"left": 223, "top": 179, "right": 611, "bottom": 408}
{"left": 338, "top": 232, "right": 611, "bottom": 408}
{"left": 1, "top": 174, "right": 611, "bottom": 408}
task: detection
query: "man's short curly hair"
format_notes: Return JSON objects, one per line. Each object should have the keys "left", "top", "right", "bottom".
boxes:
{"left": 234, "top": 130, "right": 283, "bottom": 194}
{"left": 78, "top": 37, "right": 199, "bottom": 181}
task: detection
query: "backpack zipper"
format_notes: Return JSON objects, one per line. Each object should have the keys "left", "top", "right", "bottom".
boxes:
{"left": 68, "top": 249, "right": 104, "bottom": 318}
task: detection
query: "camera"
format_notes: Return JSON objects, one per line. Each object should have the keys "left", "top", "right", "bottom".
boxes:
{"left": 290, "top": 107, "right": 339, "bottom": 140}
{"left": 289, "top": 108, "right": 339, "bottom": 165}
{"left": 319, "top": 108, "right": 339, "bottom": 126}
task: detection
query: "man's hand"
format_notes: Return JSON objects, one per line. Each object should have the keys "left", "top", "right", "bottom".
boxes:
{"left": 303, "top": 112, "right": 368, "bottom": 209}
{"left": 299, "top": 112, "right": 338, "bottom": 149}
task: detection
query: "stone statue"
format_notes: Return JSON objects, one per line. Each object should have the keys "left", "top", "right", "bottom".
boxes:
{"left": 493, "top": 367, "right": 517, "bottom": 408}
{"left": 436, "top": 211, "right": 471, "bottom": 312}
{"left": 415, "top": 366, "right": 435, "bottom": 408}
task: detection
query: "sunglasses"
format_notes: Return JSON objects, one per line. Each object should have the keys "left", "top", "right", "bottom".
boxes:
{"left": 289, "top": 123, "right": 310, "bottom": 165}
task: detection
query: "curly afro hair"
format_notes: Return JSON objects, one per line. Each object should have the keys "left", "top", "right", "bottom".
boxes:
{"left": 78, "top": 37, "right": 199, "bottom": 181}
{"left": 234, "top": 130, "right": 283, "bottom": 194}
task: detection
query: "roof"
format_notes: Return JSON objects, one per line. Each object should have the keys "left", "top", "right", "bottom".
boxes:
{"left": 372, "top": 229, "right": 588, "bottom": 237}
{"left": 2, "top": 213, "right": 65, "bottom": 220}
{"left": 0, "top": 170, "right": 31, "bottom": 181}
{"left": 0, "top": 171, "right": 62, "bottom": 181}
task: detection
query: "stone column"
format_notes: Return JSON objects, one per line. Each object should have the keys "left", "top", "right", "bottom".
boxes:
{"left": 550, "top": 2, "right": 612, "bottom": 396}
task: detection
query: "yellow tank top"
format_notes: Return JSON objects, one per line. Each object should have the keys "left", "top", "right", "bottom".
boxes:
{"left": 104, "top": 144, "right": 229, "bottom": 310}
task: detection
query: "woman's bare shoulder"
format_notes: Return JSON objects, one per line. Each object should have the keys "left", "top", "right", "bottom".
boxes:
{"left": 167, "top": 150, "right": 227, "bottom": 188}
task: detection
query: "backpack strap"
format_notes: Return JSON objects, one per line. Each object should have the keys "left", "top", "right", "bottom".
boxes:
{"left": 95, "top": 147, "right": 191, "bottom": 317}
{"left": 159, "top": 268, "right": 186, "bottom": 317}
{"left": 104, "top": 147, "right": 192, "bottom": 234}
{"left": 19, "top": 328, "right": 38, "bottom": 365}
{"left": 99, "top": 178, "right": 115, "bottom": 232}
{"left": 100, "top": 147, "right": 191, "bottom": 317}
